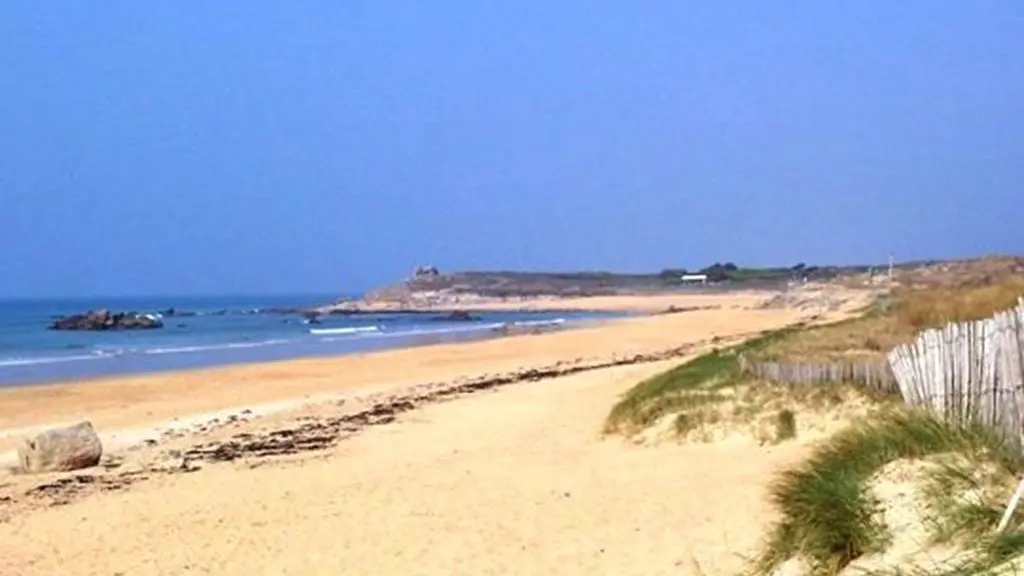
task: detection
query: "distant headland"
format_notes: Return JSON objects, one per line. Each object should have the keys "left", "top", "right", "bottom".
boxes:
{"left": 323, "top": 256, "right": 1022, "bottom": 312}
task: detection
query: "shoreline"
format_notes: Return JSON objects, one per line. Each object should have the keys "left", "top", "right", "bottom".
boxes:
{"left": 0, "top": 331, "right": 737, "bottom": 474}
{"left": 0, "top": 292, "right": 771, "bottom": 393}
{"left": 0, "top": 307, "right": 625, "bottom": 390}
{"left": 0, "top": 315, "right": 625, "bottom": 462}
{"left": 0, "top": 293, "right": 793, "bottom": 451}
{"left": 0, "top": 313, "right": 608, "bottom": 390}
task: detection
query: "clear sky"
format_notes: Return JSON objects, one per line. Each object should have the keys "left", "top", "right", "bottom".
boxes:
{"left": 1, "top": 2, "right": 1021, "bottom": 297}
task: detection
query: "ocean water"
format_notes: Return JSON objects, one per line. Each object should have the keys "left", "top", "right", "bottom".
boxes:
{"left": 0, "top": 295, "right": 618, "bottom": 386}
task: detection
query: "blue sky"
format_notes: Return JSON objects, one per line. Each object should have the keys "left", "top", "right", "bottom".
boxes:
{"left": 1, "top": 2, "right": 1021, "bottom": 297}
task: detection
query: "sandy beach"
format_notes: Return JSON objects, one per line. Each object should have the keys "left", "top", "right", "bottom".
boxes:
{"left": 0, "top": 292, "right": 774, "bottom": 449}
{"left": 5, "top": 2, "right": 1013, "bottom": 572}
{"left": 0, "top": 289, "right": 871, "bottom": 575}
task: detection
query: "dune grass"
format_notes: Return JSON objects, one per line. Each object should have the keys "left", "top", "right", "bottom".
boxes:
{"left": 920, "top": 459, "right": 1015, "bottom": 546}
{"left": 853, "top": 530, "right": 1024, "bottom": 576}
{"left": 603, "top": 328, "right": 800, "bottom": 435}
{"left": 608, "top": 273, "right": 1024, "bottom": 435}
{"left": 751, "top": 276, "right": 1024, "bottom": 363}
{"left": 893, "top": 275, "right": 1024, "bottom": 330}
{"left": 750, "top": 410, "right": 1024, "bottom": 575}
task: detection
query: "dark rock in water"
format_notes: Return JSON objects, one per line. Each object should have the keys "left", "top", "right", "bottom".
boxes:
{"left": 430, "top": 310, "right": 480, "bottom": 322}
{"left": 261, "top": 307, "right": 303, "bottom": 315}
{"left": 49, "top": 310, "right": 164, "bottom": 331}
{"left": 300, "top": 310, "right": 323, "bottom": 325}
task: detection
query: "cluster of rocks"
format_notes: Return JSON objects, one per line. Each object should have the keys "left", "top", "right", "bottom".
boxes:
{"left": 45, "top": 306, "right": 331, "bottom": 332}
{"left": 49, "top": 310, "right": 163, "bottom": 331}
{"left": 428, "top": 310, "right": 480, "bottom": 322}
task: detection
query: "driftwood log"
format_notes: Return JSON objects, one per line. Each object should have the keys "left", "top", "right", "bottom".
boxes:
{"left": 17, "top": 421, "right": 103, "bottom": 474}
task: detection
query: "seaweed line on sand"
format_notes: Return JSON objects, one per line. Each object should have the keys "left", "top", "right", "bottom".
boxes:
{"left": 1, "top": 331, "right": 757, "bottom": 513}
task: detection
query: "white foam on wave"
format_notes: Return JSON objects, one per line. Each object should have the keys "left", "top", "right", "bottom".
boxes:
{"left": 317, "top": 319, "right": 569, "bottom": 343}
{"left": 309, "top": 326, "right": 381, "bottom": 336}
{"left": 0, "top": 318, "right": 574, "bottom": 371}
{"left": 143, "top": 339, "right": 293, "bottom": 355}
{"left": 318, "top": 322, "right": 507, "bottom": 342}
{"left": 509, "top": 318, "right": 567, "bottom": 327}
{"left": 0, "top": 353, "right": 115, "bottom": 368}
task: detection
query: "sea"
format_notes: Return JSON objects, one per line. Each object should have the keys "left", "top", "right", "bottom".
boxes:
{"left": 0, "top": 295, "right": 620, "bottom": 387}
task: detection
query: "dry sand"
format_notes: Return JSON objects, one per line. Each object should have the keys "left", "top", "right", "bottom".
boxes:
{"left": 0, "top": 290, "right": 873, "bottom": 575}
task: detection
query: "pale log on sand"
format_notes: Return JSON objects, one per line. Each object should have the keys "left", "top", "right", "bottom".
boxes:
{"left": 17, "top": 421, "right": 103, "bottom": 474}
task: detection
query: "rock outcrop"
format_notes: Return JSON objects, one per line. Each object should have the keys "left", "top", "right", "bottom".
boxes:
{"left": 430, "top": 310, "right": 480, "bottom": 322}
{"left": 49, "top": 310, "right": 164, "bottom": 331}
{"left": 17, "top": 421, "right": 104, "bottom": 474}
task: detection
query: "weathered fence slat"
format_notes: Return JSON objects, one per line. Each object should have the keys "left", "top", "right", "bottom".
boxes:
{"left": 739, "top": 355, "right": 899, "bottom": 393}
{"left": 888, "top": 298, "right": 1024, "bottom": 446}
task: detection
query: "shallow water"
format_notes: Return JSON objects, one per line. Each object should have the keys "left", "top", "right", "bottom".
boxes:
{"left": 0, "top": 295, "right": 620, "bottom": 386}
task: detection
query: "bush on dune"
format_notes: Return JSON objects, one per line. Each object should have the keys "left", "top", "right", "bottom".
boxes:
{"left": 751, "top": 410, "right": 1024, "bottom": 575}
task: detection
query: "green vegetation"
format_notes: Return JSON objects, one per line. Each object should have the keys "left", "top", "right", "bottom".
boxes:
{"left": 751, "top": 411, "right": 1024, "bottom": 575}
{"left": 660, "top": 262, "right": 847, "bottom": 285}
{"left": 898, "top": 531, "right": 1024, "bottom": 576}
{"left": 604, "top": 347, "right": 739, "bottom": 434}
{"left": 607, "top": 268, "right": 1024, "bottom": 439}
{"left": 807, "top": 531, "right": 1024, "bottom": 576}
{"left": 606, "top": 261, "right": 1024, "bottom": 574}
{"left": 833, "top": 518, "right": 1024, "bottom": 575}
{"left": 739, "top": 272, "right": 1024, "bottom": 574}
{"left": 604, "top": 329, "right": 799, "bottom": 435}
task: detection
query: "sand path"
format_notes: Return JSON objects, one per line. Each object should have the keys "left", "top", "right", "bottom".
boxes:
{"left": 1, "top": 359, "right": 810, "bottom": 576}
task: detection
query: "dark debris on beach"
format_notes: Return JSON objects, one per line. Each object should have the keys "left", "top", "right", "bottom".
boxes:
{"left": 0, "top": 332, "right": 753, "bottom": 515}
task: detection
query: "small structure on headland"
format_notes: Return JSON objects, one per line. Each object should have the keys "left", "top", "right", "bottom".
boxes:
{"left": 679, "top": 274, "right": 708, "bottom": 285}
{"left": 412, "top": 265, "right": 440, "bottom": 279}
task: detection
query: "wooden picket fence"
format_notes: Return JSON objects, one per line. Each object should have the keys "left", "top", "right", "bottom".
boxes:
{"left": 887, "top": 298, "right": 1024, "bottom": 448}
{"left": 738, "top": 355, "right": 899, "bottom": 393}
